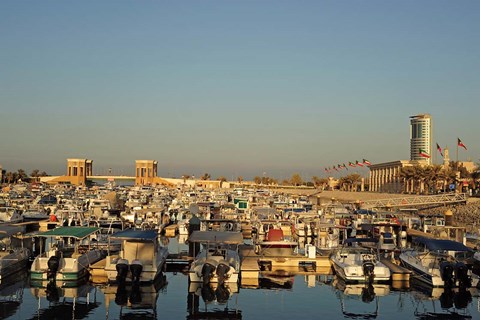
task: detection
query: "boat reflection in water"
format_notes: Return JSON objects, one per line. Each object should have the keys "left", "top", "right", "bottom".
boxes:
{"left": 411, "top": 279, "right": 476, "bottom": 319}
{"left": 29, "top": 281, "right": 100, "bottom": 320}
{"left": 103, "top": 272, "right": 168, "bottom": 320}
{"left": 333, "top": 277, "right": 390, "bottom": 319}
{"left": 187, "top": 281, "right": 241, "bottom": 319}
{"left": 259, "top": 270, "right": 295, "bottom": 290}
{"left": 0, "top": 271, "right": 28, "bottom": 319}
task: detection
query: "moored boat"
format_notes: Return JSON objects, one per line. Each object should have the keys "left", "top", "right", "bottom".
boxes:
{"left": 399, "top": 237, "right": 479, "bottom": 288}
{"left": 104, "top": 229, "right": 169, "bottom": 284}
{"left": 30, "top": 226, "right": 105, "bottom": 286}
{"left": 189, "top": 231, "right": 243, "bottom": 285}
{"left": 330, "top": 238, "right": 391, "bottom": 283}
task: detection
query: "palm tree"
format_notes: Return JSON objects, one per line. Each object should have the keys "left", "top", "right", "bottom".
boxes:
{"left": 290, "top": 173, "right": 303, "bottom": 186}
{"left": 253, "top": 176, "right": 261, "bottom": 185}
{"left": 426, "top": 165, "right": 444, "bottom": 194}
{"left": 399, "top": 166, "right": 415, "bottom": 194}
{"left": 237, "top": 176, "right": 243, "bottom": 185}
{"left": 17, "top": 169, "right": 28, "bottom": 182}
{"left": 349, "top": 173, "right": 362, "bottom": 192}
{"left": 5, "top": 172, "right": 15, "bottom": 184}
{"left": 217, "top": 176, "right": 227, "bottom": 188}
{"left": 201, "top": 173, "right": 211, "bottom": 180}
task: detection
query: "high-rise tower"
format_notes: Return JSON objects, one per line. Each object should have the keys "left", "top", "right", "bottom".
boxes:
{"left": 410, "top": 114, "right": 432, "bottom": 164}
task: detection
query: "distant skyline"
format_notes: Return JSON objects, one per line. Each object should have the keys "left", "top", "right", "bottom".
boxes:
{"left": 1, "top": 1, "right": 479, "bottom": 180}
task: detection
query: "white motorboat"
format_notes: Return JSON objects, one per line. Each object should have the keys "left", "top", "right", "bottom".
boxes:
{"left": 330, "top": 238, "right": 391, "bottom": 283}
{"left": 255, "top": 227, "right": 298, "bottom": 257}
{"left": 399, "top": 237, "right": 479, "bottom": 287}
{"left": 0, "top": 207, "right": 22, "bottom": 224}
{"left": 188, "top": 231, "right": 243, "bottom": 284}
{"left": 30, "top": 226, "right": 105, "bottom": 286}
{"left": 105, "top": 229, "right": 169, "bottom": 284}
{"left": 0, "top": 225, "right": 30, "bottom": 281}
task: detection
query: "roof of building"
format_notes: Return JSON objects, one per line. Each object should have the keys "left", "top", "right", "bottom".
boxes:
{"left": 37, "top": 226, "right": 100, "bottom": 239}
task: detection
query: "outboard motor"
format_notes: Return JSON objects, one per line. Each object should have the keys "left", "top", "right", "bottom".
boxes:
{"left": 440, "top": 288, "right": 455, "bottom": 309}
{"left": 47, "top": 254, "right": 60, "bottom": 281}
{"left": 201, "top": 262, "right": 216, "bottom": 285}
{"left": 454, "top": 286, "right": 472, "bottom": 309}
{"left": 129, "top": 282, "right": 142, "bottom": 304}
{"left": 115, "top": 283, "right": 128, "bottom": 306}
{"left": 130, "top": 260, "right": 143, "bottom": 284}
{"left": 440, "top": 260, "right": 455, "bottom": 287}
{"left": 362, "top": 261, "right": 375, "bottom": 282}
{"left": 216, "top": 262, "right": 231, "bottom": 285}
{"left": 46, "top": 281, "right": 60, "bottom": 302}
{"left": 215, "top": 284, "right": 230, "bottom": 303}
{"left": 116, "top": 259, "right": 129, "bottom": 283}
{"left": 455, "top": 262, "right": 471, "bottom": 288}
{"left": 201, "top": 284, "right": 216, "bottom": 303}
{"left": 361, "top": 284, "right": 376, "bottom": 303}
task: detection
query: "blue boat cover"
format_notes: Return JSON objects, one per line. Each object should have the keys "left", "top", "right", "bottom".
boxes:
{"left": 111, "top": 229, "right": 158, "bottom": 241}
{"left": 413, "top": 237, "right": 472, "bottom": 252}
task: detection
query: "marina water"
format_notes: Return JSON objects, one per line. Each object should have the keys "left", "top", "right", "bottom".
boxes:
{"left": 2, "top": 235, "right": 480, "bottom": 320}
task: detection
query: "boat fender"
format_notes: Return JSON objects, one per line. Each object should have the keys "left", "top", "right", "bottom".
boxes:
{"left": 225, "top": 222, "right": 233, "bottom": 231}
{"left": 116, "top": 259, "right": 129, "bottom": 283}
{"left": 201, "top": 262, "right": 216, "bottom": 285}
{"left": 47, "top": 255, "right": 60, "bottom": 280}
{"left": 130, "top": 260, "right": 143, "bottom": 283}
{"left": 216, "top": 262, "right": 231, "bottom": 285}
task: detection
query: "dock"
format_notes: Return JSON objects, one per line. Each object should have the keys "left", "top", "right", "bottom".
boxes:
{"left": 380, "top": 257, "right": 411, "bottom": 281}
{"left": 239, "top": 245, "right": 331, "bottom": 281}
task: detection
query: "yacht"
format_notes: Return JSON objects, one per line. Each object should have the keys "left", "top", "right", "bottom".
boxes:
{"left": 188, "top": 231, "right": 243, "bottom": 284}
{"left": 330, "top": 238, "right": 391, "bottom": 283}
{"left": 104, "top": 229, "right": 169, "bottom": 284}
{"left": 30, "top": 226, "right": 105, "bottom": 286}
{"left": 399, "top": 237, "right": 479, "bottom": 287}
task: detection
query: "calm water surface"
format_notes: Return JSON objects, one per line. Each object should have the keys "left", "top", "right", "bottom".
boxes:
{"left": 2, "top": 237, "right": 480, "bottom": 319}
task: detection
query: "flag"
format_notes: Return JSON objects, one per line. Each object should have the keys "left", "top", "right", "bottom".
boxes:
{"left": 355, "top": 160, "right": 364, "bottom": 167}
{"left": 333, "top": 166, "right": 338, "bottom": 171}
{"left": 362, "top": 159, "right": 371, "bottom": 166}
{"left": 342, "top": 163, "right": 349, "bottom": 170}
{"left": 436, "top": 143, "right": 443, "bottom": 157}
{"left": 324, "top": 168, "right": 329, "bottom": 173}
{"left": 458, "top": 138, "right": 467, "bottom": 150}
{"left": 337, "top": 164, "right": 343, "bottom": 170}
{"left": 419, "top": 148, "right": 431, "bottom": 158}
{"left": 348, "top": 161, "right": 356, "bottom": 167}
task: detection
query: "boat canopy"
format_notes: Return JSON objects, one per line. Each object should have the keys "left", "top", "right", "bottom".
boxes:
{"left": 413, "top": 237, "right": 472, "bottom": 252}
{"left": 189, "top": 231, "right": 244, "bottom": 244}
{"left": 110, "top": 229, "right": 158, "bottom": 241}
{"left": 37, "top": 226, "right": 100, "bottom": 239}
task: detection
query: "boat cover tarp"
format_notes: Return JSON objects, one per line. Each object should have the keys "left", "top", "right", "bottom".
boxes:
{"left": 110, "top": 229, "right": 158, "bottom": 241}
{"left": 189, "top": 231, "right": 243, "bottom": 244}
{"left": 0, "top": 225, "right": 24, "bottom": 238}
{"left": 413, "top": 237, "right": 472, "bottom": 252}
{"left": 37, "top": 226, "right": 100, "bottom": 239}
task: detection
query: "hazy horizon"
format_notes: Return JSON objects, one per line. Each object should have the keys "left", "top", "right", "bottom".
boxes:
{"left": 2, "top": 1, "right": 479, "bottom": 180}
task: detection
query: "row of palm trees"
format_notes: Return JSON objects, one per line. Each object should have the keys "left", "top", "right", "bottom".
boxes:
{"left": 399, "top": 162, "right": 479, "bottom": 194}
{"left": 1, "top": 169, "right": 49, "bottom": 184}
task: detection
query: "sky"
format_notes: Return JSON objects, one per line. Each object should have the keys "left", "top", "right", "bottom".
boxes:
{"left": 1, "top": 1, "right": 479, "bottom": 181}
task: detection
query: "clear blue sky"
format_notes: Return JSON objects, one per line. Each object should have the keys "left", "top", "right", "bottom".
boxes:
{"left": 1, "top": 1, "right": 479, "bottom": 180}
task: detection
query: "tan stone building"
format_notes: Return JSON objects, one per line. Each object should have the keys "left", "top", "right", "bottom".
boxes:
{"left": 44, "top": 158, "right": 93, "bottom": 185}
{"left": 369, "top": 160, "right": 424, "bottom": 193}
